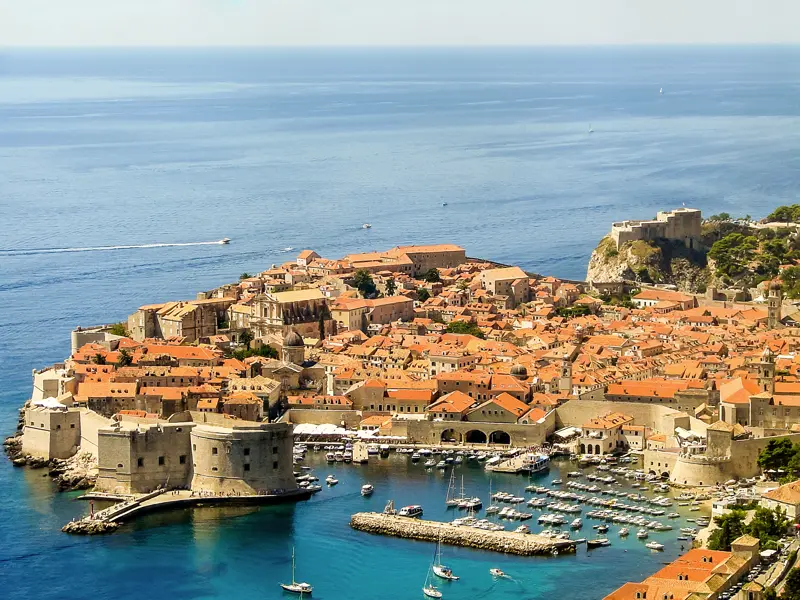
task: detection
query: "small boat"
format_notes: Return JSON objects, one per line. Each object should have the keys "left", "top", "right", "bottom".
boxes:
{"left": 361, "top": 484, "right": 374, "bottom": 497}
{"left": 571, "top": 518, "right": 583, "bottom": 529}
{"left": 411, "top": 453, "right": 421, "bottom": 463}
{"left": 619, "top": 527, "right": 629, "bottom": 537}
{"left": 424, "top": 459, "right": 437, "bottom": 468}
{"left": 398, "top": 505, "right": 424, "bottom": 518}
{"left": 220, "top": 238, "right": 231, "bottom": 244}
{"left": 596, "top": 525, "right": 609, "bottom": 534}
{"left": 442, "top": 202, "right": 448, "bottom": 207}
{"left": 423, "top": 545, "right": 445, "bottom": 597}
{"left": 325, "top": 475, "right": 338, "bottom": 486}
{"left": 282, "top": 246, "right": 294, "bottom": 252}
{"left": 677, "top": 536, "right": 689, "bottom": 541}
{"left": 325, "top": 452, "right": 335, "bottom": 462}
{"left": 588, "top": 124, "right": 594, "bottom": 134}
{"left": 280, "top": 547, "right": 313, "bottom": 595}
{"left": 436, "top": 461, "right": 448, "bottom": 469}
{"left": 636, "top": 529, "right": 648, "bottom": 539}
{"left": 586, "top": 538, "right": 610, "bottom": 549}
{"left": 645, "top": 541, "right": 664, "bottom": 551}
{"left": 362, "top": 223, "right": 372, "bottom": 229}
{"left": 659, "top": 87, "right": 663, "bottom": 95}
{"left": 551, "top": 479, "right": 563, "bottom": 485}
{"left": 489, "top": 568, "right": 507, "bottom": 578}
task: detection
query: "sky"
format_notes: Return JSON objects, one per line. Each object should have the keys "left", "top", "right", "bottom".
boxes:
{"left": 0, "top": 0, "right": 798, "bottom": 47}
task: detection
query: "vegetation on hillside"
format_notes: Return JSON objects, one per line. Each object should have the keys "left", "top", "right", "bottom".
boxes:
{"left": 108, "top": 322, "right": 129, "bottom": 337}
{"left": 767, "top": 204, "right": 800, "bottom": 223}
{"left": 231, "top": 345, "right": 278, "bottom": 361}
{"left": 353, "top": 269, "right": 377, "bottom": 298}
{"left": 757, "top": 438, "right": 800, "bottom": 481}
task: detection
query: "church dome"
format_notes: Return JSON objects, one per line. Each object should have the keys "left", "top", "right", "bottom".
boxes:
{"left": 769, "top": 280, "right": 782, "bottom": 291}
{"left": 283, "top": 330, "right": 304, "bottom": 347}
{"left": 510, "top": 363, "right": 528, "bottom": 378}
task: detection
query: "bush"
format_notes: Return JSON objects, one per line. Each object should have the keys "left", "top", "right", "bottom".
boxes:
{"left": 445, "top": 321, "right": 485, "bottom": 339}
{"left": 232, "top": 345, "right": 278, "bottom": 361}
{"left": 108, "top": 322, "right": 128, "bottom": 337}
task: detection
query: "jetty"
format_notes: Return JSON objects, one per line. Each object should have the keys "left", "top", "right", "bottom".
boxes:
{"left": 350, "top": 512, "right": 574, "bottom": 556}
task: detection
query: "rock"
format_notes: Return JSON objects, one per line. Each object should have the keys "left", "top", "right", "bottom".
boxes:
{"left": 12, "top": 457, "right": 26, "bottom": 467}
{"left": 62, "top": 519, "right": 119, "bottom": 535}
{"left": 27, "top": 456, "right": 49, "bottom": 469}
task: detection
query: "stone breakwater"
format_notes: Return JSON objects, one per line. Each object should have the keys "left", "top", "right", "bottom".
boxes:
{"left": 350, "top": 512, "right": 575, "bottom": 556}
{"left": 62, "top": 520, "right": 119, "bottom": 535}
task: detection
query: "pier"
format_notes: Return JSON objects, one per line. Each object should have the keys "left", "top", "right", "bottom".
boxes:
{"left": 63, "top": 488, "right": 314, "bottom": 534}
{"left": 350, "top": 512, "right": 574, "bottom": 556}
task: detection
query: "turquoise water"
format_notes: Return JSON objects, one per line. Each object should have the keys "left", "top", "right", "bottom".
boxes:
{"left": 1, "top": 47, "right": 798, "bottom": 598}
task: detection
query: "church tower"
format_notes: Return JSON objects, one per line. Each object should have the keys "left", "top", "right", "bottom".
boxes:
{"left": 755, "top": 346, "right": 776, "bottom": 396}
{"left": 281, "top": 329, "right": 305, "bottom": 365}
{"left": 768, "top": 282, "right": 782, "bottom": 330}
{"left": 558, "top": 355, "right": 573, "bottom": 396}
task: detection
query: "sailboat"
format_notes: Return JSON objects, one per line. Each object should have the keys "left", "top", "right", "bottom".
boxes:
{"left": 659, "top": 87, "right": 663, "bottom": 95}
{"left": 588, "top": 124, "right": 594, "bottom": 134}
{"left": 280, "top": 547, "right": 313, "bottom": 595}
{"left": 423, "top": 547, "right": 444, "bottom": 598}
{"left": 485, "top": 479, "right": 500, "bottom": 515}
{"left": 445, "top": 470, "right": 459, "bottom": 508}
{"left": 432, "top": 534, "right": 459, "bottom": 581}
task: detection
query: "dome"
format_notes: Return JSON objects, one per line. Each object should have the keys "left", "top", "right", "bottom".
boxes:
{"left": 769, "top": 281, "right": 782, "bottom": 291}
{"left": 510, "top": 364, "right": 528, "bottom": 378}
{"left": 283, "top": 330, "right": 304, "bottom": 347}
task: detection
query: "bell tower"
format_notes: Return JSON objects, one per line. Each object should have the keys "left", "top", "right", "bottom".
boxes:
{"left": 558, "top": 355, "right": 573, "bottom": 396}
{"left": 768, "top": 282, "right": 782, "bottom": 330}
{"left": 755, "top": 347, "right": 776, "bottom": 396}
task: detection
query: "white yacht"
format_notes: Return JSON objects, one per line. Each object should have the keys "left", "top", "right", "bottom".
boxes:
{"left": 636, "top": 529, "right": 649, "bottom": 539}
{"left": 432, "top": 536, "right": 459, "bottom": 581}
{"left": 280, "top": 547, "right": 313, "bottom": 595}
{"left": 361, "top": 484, "right": 374, "bottom": 497}
{"left": 645, "top": 541, "right": 664, "bottom": 551}
{"left": 398, "top": 505, "right": 424, "bottom": 518}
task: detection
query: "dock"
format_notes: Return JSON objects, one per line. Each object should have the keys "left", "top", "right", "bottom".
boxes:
{"left": 63, "top": 488, "right": 314, "bottom": 534}
{"left": 350, "top": 512, "right": 574, "bottom": 556}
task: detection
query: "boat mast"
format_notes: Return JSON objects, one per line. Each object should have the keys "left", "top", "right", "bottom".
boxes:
{"left": 291, "top": 546, "right": 296, "bottom": 585}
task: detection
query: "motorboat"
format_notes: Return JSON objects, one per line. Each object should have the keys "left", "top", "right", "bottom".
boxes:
{"left": 411, "top": 453, "right": 421, "bottom": 463}
{"left": 325, "top": 475, "right": 338, "bottom": 486}
{"left": 490, "top": 568, "right": 508, "bottom": 578}
{"left": 636, "top": 529, "right": 649, "bottom": 539}
{"left": 219, "top": 238, "right": 231, "bottom": 244}
{"left": 619, "top": 527, "right": 630, "bottom": 536}
{"left": 571, "top": 518, "right": 583, "bottom": 529}
{"left": 436, "top": 461, "right": 448, "bottom": 469}
{"left": 325, "top": 452, "right": 335, "bottom": 462}
{"left": 515, "top": 525, "right": 530, "bottom": 534}
{"left": 398, "top": 505, "right": 424, "bottom": 518}
{"left": 645, "top": 541, "right": 664, "bottom": 551}
{"left": 424, "top": 459, "right": 437, "bottom": 468}
{"left": 362, "top": 223, "right": 372, "bottom": 230}
{"left": 586, "top": 538, "right": 610, "bottom": 549}
{"left": 361, "top": 484, "right": 374, "bottom": 497}
{"left": 551, "top": 479, "right": 563, "bottom": 485}
{"left": 280, "top": 547, "right": 313, "bottom": 595}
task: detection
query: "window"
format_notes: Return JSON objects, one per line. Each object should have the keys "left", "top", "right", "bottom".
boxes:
{"left": 193, "top": 444, "right": 196, "bottom": 451}
{"left": 70, "top": 423, "right": 75, "bottom": 429}
{"left": 212, "top": 447, "right": 218, "bottom": 455}
{"left": 211, "top": 467, "right": 218, "bottom": 472}
{"left": 158, "top": 456, "right": 165, "bottom": 466}
{"left": 272, "top": 461, "right": 279, "bottom": 469}
{"left": 244, "top": 464, "right": 250, "bottom": 471}
{"left": 244, "top": 448, "right": 250, "bottom": 456}
{"left": 272, "top": 446, "right": 278, "bottom": 454}
{"left": 137, "top": 457, "right": 144, "bottom": 467}
{"left": 179, "top": 455, "right": 187, "bottom": 464}
{"left": 117, "top": 463, "right": 123, "bottom": 468}
{"left": 56, "top": 424, "right": 61, "bottom": 429}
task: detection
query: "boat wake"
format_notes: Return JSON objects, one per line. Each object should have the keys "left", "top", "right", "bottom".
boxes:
{"left": 0, "top": 240, "right": 229, "bottom": 256}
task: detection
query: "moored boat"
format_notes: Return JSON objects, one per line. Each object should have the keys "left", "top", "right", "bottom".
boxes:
{"left": 280, "top": 547, "right": 313, "bottom": 595}
{"left": 361, "top": 484, "right": 374, "bottom": 497}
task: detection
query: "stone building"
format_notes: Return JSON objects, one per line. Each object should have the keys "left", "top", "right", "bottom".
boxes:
{"left": 22, "top": 405, "right": 82, "bottom": 459}
{"left": 578, "top": 412, "right": 634, "bottom": 455}
{"left": 251, "top": 289, "right": 333, "bottom": 340}
{"left": 610, "top": 207, "right": 702, "bottom": 249}
{"left": 478, "top": 266, "right": 531, "bottom": 307}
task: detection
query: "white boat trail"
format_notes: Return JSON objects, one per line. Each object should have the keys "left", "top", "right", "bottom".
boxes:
{"left": 0, "top": 240, "right": 229, "bottom": 256}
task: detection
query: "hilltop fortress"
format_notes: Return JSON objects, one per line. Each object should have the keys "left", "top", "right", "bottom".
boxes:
{"left": 610, "top": 207, "right": 702, "bottom": 250}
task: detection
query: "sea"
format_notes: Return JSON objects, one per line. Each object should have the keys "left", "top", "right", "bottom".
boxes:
{"left": 1, "top": 46, "right": 799, "bottom": 599}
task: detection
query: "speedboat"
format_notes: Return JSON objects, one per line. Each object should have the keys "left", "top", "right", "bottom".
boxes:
{"left": 636, "top": 529, "right": 649, "bottom": 539}
{"left": 361, "top": 484, "right": 374, "bottom": 497}
{"left": 645, "top": 541, "right": 664, "bottom": 551}
{"left": 490, "top": 568, "right": 508, "bottom": 578}
{"left": 362, "top": 223, "right": 372, "bottom": 229}
{"left": 619, "top": 527, "right": 630, "bottom": 536}
{"left": 411, "top": 453, "right": 421, "bottom": 463}
{"left": 219, "top": 238, "right": 231, "bottom": 244}
{"left": 325, "top": 452, "right": 335, "bottom": 462}
{"left": 325, "top": 475, "right": 338, "bottom": 486}
{"left": 424, "top": 459, "right": 437, "bottom": 468}
{"left": 586, "top": 538, "right": 610, "bottom": 549}
{"left": 571, "top": 518, "right": 583, "bottom": 529}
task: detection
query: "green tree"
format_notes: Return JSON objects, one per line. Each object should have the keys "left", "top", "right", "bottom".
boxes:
{"left": 385, "top": 278, "right": 397, "bottom": 296}
{"left": 353, "top": 269, "right": 377, "bottom": 298}
{"left": 232, "top": 345, "right": 278, "bottom": 361}
{"left": 445, "top": 321, "right": 485, "bottom": 339}
{"left": 783, "top": 568, "right": 800, "bottom": 600}
{"left": 116, "top": 348, "right": 133, "bottom": 367}
{"left": 456, "top": 280, "right": 470, "bottom": 292}
{"left": 709, "top": 233, "right": 759, "bottom": 278}
{"left": 93, "top": 353, "right": 107, "bottom": 365}
{"left": 239, "top": 329, "right": 254, "bottom": 350}
{"left": 108, "top": 322, "right": 128, "bottom": 337}
{"left": 707, "top": 212, "right": 731, "bottom": 222}
{"left": 416, "top": 288, "right": 431, "bottom": 302}
{"left": 318, "top": 308, "right": 327, "bottom": 341}
{"left": 748, "top": 507, "right": 789, "bottom": 547}
{"left": 766, "top": 204, "right": 800, "bottom": 224}
{"left": 707, "top": 510, "right": 746, "bottom": 551}
{"left": 782, "top": 267, "right": 800, "bottom": 299}
{"left": 758, "top": 438, "right": 797, "bottom": 472}
{"left": 422, "top": 268, "right": 441, "bottom": 283}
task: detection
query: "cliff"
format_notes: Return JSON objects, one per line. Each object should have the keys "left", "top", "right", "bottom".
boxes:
{"left": 586, "top": 236, "right": 711, "bottom": 293}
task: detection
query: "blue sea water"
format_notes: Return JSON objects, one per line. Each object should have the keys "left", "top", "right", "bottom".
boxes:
{"left": 1, "top": 46, "right": 800, "bottom": 599}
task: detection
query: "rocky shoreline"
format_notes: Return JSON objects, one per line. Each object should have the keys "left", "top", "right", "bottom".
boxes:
{"left": 350, "top": 512, "right": 574, "bottom": 556}
{"left": 62, "top": 519, "right": 119, "bottom": 535}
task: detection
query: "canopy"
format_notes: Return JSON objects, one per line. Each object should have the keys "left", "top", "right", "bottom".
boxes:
{"left": 31, "top": 397, "right": 67, "bottom": 411}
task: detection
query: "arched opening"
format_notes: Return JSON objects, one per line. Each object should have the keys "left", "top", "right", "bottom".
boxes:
{"left": 579, "top": 443, "right": 585, "bottom": 454}
{"left": 441, "top": 429, "right": 461, "bottom": 443}
{"left": 594, "top": 444, "right": 600, "bottom": 455}
{"left": 587, "top": 444, "right": 593, "bottom": 454}
{"left": 465, "top": 430, "right": 487, "bottom": 444}
{"left": 648, "top": 469, "right": 656, "bottom": 476}
{"left": 489, "top": 431, "right": 511, "bottom": 445}
{"left": 661, "top": 472, "right": 670, "bottom": 479}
